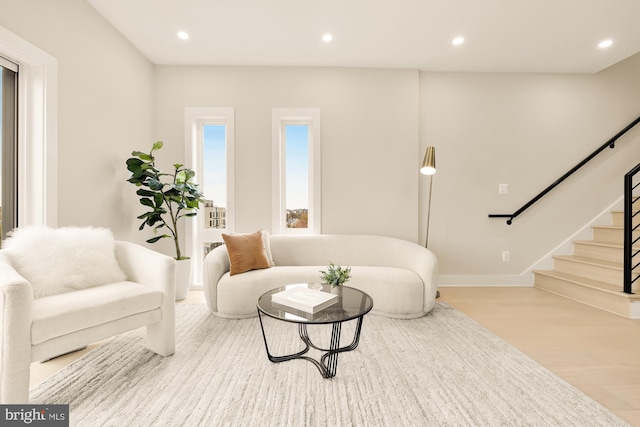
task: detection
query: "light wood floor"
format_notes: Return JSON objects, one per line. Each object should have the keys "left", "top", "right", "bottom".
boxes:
{"left": 441, "top": 287, "right": 640, "bottom": 427}
{"left": 31, "top": 287, "right": 640, "bottom": 426}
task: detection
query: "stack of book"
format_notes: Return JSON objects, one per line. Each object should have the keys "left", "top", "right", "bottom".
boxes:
{"left": 271, "top": 287, "right": 338, "bottom": 314}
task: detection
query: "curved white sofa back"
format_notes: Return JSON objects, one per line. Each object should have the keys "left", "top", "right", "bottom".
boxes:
{"left": 203, "top": 234, "right": 438, "bottom": 319}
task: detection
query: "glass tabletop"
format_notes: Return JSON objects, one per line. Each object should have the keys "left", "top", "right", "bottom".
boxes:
{"left": 257, "top": 284, "right": 373, "bottom": 324}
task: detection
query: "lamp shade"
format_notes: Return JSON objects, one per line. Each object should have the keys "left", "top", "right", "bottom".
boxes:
{"left": 420, "top": 146, "right": 436, "bottom": 175}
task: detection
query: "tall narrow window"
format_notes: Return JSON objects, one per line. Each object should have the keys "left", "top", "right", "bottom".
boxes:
{"left": 202, "top": 124, "right": 227, "bottom": 232}
{"left": 285, "top": 124, "right": 309, "bottom": 229}
{"left": 185, "top": 108, "right": 234, "bottom": 286}
{"left": 272, "top": 108, "right": 321, "bottom": 234}
{"left": 0, "top": 56, "right": 18, "bottom": 241}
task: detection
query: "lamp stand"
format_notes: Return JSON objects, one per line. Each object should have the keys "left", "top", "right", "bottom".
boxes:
{"left": 425, "top": 174, "right": 433, "bottom": 249}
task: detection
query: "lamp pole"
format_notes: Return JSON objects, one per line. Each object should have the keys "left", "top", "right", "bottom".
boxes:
{"left": 420, "top": 146, "right": 436, "bottom": 248}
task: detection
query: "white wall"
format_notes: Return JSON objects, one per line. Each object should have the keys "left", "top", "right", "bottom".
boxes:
{"left": 154, "top": 66, "right": 420, "bottom": 248}
{"left": 0, "top": 0, "right": 154, "bottom": 244}
{"left": 2, "top": 0, "right": 640, "bottom": 281}
{"left": 420, "top": 53, "right": 640, "bottom": 283}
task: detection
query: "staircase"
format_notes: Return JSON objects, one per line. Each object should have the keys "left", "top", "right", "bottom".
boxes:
{"left": 534, "top": 209, "right": 640, "bottom": 319}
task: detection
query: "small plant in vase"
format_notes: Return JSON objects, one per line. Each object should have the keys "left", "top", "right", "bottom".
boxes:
{"left": 319, "top": 263, "right": 352, "bottom": 288}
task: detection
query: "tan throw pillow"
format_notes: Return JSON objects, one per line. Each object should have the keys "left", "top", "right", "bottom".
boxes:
{"left": 222, "top": 230, "right": 271, "bottom": 276}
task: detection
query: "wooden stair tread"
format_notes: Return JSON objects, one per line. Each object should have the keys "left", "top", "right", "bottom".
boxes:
{"left": 553, "top": 254, "right": 623, "bottom": 270}
{"left": 592, "top": 225, "right": 623, "bottom": 229}
{"left": 573, "top": 240, "right": 624, "bottom": 249}
{"left": 534, "top": 270, "right": 640, "bottom": 300}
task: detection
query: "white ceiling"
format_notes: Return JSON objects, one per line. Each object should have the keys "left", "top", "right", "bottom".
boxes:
{"left": 88, "top": 0, "right": 640, "bottom": 74}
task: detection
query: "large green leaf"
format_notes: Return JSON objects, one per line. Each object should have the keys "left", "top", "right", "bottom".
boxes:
{"left": 131, "top": 151, "right": 153, "bottom": 161}
{"left": 148, "top": 179, "right": 163, "bottom": 191}
{"left": 154, "top": 192, "right": 164, "bottom": 207}
{"left": 147, "top": 234, "right": 169, "bottom": 244}
{"left": 140, "top": 198, "right": 154, "bottom": 207}
{"left": 184, "top": 169, "right": 196, "bottom": 182}
{"left": 175, "top": 170, "right": 187, "bottom": 183}
{"left": 136, "top": 212, "right": 153, "bottom": 220}
{"left": 136, "top": 189, "right": 156, "bottom": 197}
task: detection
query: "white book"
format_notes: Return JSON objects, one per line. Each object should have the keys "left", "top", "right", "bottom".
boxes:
{"left": 271, "top": 287, "right": 339, "bottom": 314}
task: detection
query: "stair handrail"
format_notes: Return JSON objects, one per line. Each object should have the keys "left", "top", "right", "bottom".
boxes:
{"left": 489, "top": 115, "right": 640, "bottom": 225}
{"left": 624, "top": 162, "right": 640, "bottom": 294}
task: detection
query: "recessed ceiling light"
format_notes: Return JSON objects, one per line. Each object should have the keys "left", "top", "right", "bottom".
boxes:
{"left": 452, "top": 36, "right": 465, "bottom": 46}
{"left": 322, "top": 33, "right": 333, "bottom": 43}
{"left": 598, "top": 39, "right": 613, "bottom": 49}
{"left": 177, "top": 31, "right": 189, "bottom": 40}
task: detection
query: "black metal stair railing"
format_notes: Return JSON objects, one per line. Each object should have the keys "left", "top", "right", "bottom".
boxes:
{"left": 624, "top": 163, "right": 640, "bottom": 294}
{"left": 489, "top": 115, "right": 640, "bottom": 225}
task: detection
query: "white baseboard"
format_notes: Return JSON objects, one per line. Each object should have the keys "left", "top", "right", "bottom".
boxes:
{"left": 438, "top": 274, "right": 532, "bottom": 287}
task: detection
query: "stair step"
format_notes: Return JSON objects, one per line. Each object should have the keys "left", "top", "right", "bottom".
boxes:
{"left": 552, "top": 255, "right": 640, "bottom": 286}
{"left": 611, "top": 211, "right": 640, "bottom": 227}
{"left": 573, "top": 240, "right": 624, "bottom": 263}
{"left": 534, "top": 270, "right": 640, "bottom": 318}
{"left": 591, "top": 225, "right": 640, "bottom": 244}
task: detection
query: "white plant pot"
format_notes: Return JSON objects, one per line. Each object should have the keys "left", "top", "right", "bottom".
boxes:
{"left": 175, "top": 258, "right": 193, "bottom": 301}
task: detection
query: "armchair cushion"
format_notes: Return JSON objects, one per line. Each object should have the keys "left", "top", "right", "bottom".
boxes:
{"left": 30, "top": 281, "right": 163, "bottom": 345}
{"left": 2, "top": 226, "right": 126, "bottom": 298}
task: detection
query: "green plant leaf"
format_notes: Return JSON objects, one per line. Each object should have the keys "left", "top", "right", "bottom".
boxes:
{"left": 140, "top": 198, "right": 154, "bottom": 207}
{"left": 175, "top": 170, "right": 187, "bottom": 183}
{"left": 136, "top": 212, "right": 153, "bottom": 220}
{"left": 136, "top": 189, "right": 156, "bottom": 197}
{"left": 152, "top": 141, "right": 163, "bottom": 151}
{"left": 148, "top": 179, "right": 163, "bottom": 191}
{"left": 131, "top": 151, "right": 153, "bottom": 161}
{"left": 126, "top": 158, "right": 144, "bottom": 172}
{"left": 147, "top": 234, "right": 169, "bottom": 244}
{"left": 153, "top": 192, "right": 164, "bottom": 207}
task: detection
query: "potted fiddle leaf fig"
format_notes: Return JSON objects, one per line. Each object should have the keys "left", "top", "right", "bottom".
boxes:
{"left": 126, "top": 141, "right": 204, "bottom": 259}
{"left": 126, "top": 141, "right": 204, "bottom": 300}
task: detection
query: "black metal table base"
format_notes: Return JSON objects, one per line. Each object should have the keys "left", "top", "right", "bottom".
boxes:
{"left": 257, "top": 312, "right": 365, "bottom": 378}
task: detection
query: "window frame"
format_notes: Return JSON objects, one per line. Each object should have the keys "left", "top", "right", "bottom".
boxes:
{"left": 271, "top": 108, "right": 321, "bottom": 235}
{"left": 0, "top": 25, "right": 58, "bottom": 230}
{"left": 1, "top": 57, "right": 18, "bottom": 240}
{"left": 184, "top": 107, "right": 235, "bottom": 287}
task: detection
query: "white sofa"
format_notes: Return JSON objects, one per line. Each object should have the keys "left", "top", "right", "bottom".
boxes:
{"left": 0, "top": 239, "right": 176, "bottom": 404}
{"left": 203, "top": 234, "right": 438, "bottom": 319}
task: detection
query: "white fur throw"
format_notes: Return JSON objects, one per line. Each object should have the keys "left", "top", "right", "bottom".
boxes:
{"left": 2, "top": 226, "right": 127, "bottom": 298}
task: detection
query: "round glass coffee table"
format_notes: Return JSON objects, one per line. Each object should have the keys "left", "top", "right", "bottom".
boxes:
{"left": 257, "top": 284, "right": 373, "bottom": 378}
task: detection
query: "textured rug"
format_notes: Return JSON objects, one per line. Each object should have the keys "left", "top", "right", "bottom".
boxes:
{"left": 30, "top": 303, "right": 629, "bottom": 426}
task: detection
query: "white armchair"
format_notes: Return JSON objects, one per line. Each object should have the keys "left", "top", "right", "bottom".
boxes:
{"left": 0, "top": 228, "right": 176, "bottom": 404}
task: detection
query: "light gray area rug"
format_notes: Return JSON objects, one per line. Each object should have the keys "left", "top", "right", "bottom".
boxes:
{"left": 30, "top": 303, "right": 629, "bottom": 426}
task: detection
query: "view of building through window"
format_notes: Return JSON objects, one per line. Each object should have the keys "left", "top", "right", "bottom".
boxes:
{"left": 285, "top": 124, "right": 309, "bottom": 228}
{"left": 202, "top": 123, "right": 228, "bottom": 258}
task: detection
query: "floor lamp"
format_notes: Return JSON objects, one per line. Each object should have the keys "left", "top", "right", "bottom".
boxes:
{"left": 420, "top": 146, "right": 436, "bottom": 248}
{"left": 420, "top": 146, "right": 438, "bottom": 299}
